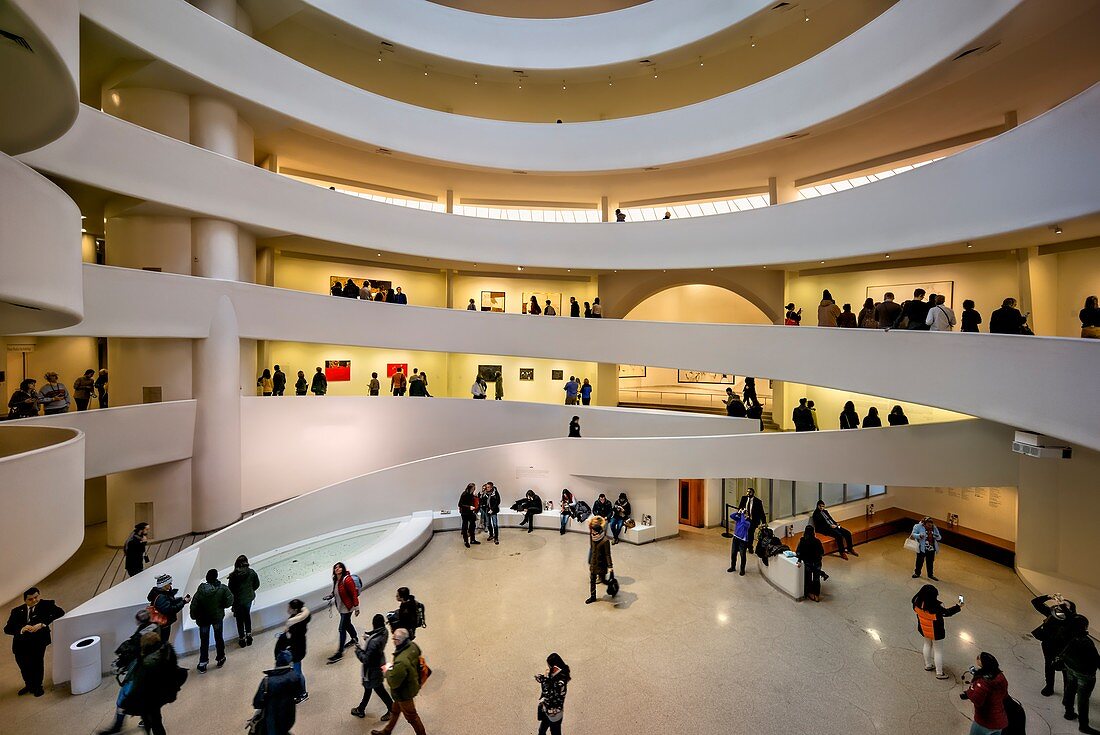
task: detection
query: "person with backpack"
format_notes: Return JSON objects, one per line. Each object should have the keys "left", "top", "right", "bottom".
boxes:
{"left": 370, "top": 628, "right": 426, "bottom": 735}
{"left": 351, "top": 614, "right": 394, "bottom": 721}
{"left": 459, "top": 483, "right": 480, "bottom": 548}
{"left": 251, "top": 648, "right": 305, "bottom": 735}
{"left": 228, "top": 555, "right": 261, "bottom": 648}
{"left": 188, "top": 568, "right": 234, "bottom": 673}
{"left": 390, "top": 588, "right": 424, "bottom": 641}
{"left": 326, "top": 562, "right": 360, "bottom": 663}
{"left": 119, "top": 631, "right": 186, "bottom": 735}
{"left": 98, "top": 611, "right": 160, "bottom": 734}
{"left": 1031, "top": 593, "right": 1077, "bottom": 697}
{"left": 146, "top": 574, "right": 190, "bottom": 643}
{"left": 961, "top": 652, "right": 1009, "bottom": 735}
{"left": 310, "top": 367, "right": 328, "bottom": 396}
{"left": 1058, "top": 615, "right": 1099, "bottom": 734}
{"left": 535, "top": 653, "right": 571, "bottom": 735}
{"left": 276, "top": 599, "right": 310, "bottom": 704}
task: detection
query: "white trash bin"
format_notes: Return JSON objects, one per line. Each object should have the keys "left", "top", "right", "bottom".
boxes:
{"left": 69, "top": 636, "right": 101, "bottom": 695}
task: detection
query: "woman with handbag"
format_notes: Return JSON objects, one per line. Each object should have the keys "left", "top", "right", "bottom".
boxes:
{"left": 910, "top": 517, "right": 942, "bottom": 580}
{"left": 534, "top": 653, "right": 571, "bottom": 735}
{"left": 912, "top": 584, "right": 963, "bottom": 679}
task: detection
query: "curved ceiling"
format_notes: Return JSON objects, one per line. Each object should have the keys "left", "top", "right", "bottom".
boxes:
{"left": 83, "top": 0, "right": 1022, "bottom": 172}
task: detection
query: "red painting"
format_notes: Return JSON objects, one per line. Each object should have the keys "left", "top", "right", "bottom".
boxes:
{"left": 386, "top": 363, "right": 408, "bottom": 379}
{"left": 325, "top": 360, "right": 351, "bottom": 382}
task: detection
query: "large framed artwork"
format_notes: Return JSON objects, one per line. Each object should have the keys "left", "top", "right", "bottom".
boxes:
{"left": 386, "top": 363, "right": 408, "bottom": 379}
{"left": 866, "top": 280, "right": 954, "bottom": 308}
{"left": 477, "top": 364, "right": 503, "bottom": 382}
{"left": 618, "top": 364, "right": 646, "bottom": 378}
{"left": 330, "top": 276, "right": 393, "bottom": 299}
{"left": 480, "top": 291, "right": 506, "bottom": 312}
{"left": 678, "top": 370, "right": 735, "bottom": 384}
{"left": 522, "top": 291, "right": 563, "bottom": 315}
{"left": 325, "top": 360, "right": 351, "bottom": 382}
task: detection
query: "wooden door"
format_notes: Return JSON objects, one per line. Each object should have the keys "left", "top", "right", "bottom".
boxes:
{"left": 679, "top": 479, "right": 705, "bottom": 527}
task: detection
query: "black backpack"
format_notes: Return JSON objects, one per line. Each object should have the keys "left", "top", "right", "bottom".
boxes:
{"left": 416, "top": 600, "right": 427, "bottom": 629}
{"left": 572, "top": 501, "right": 592, "bottom": 522}
{"left": 1002, "top": 695, "right": 1026, "bottom": 735}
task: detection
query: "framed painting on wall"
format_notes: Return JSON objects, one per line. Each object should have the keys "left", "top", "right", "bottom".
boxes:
{"left": 325, "top": 360, "right": 351, "bottom": 382}
{"left": 866, "top": 280, "right": 954, "bottom": 308}
{"left": 519, "top": 368, "right": 535, "bottom": 381}
{"left": 478, "top": 364, "right": 503, "bottom": 382}
{"left": 551, "top": 369, "right": 564, "bottom": 381}
{"left": 330, "top": 276, "right": 393, "bottom": 299}
{"left": 386, "top": 363, "right": 408, "bottom": 379}
{"left": 522, "top": 291, "right": 563, "bottom": 315}
{"left": 618, "top": 364, "right": 646, "bottom": 378}
{"left": 480, "top": 291, "right": 506, "bottom": 312}
{"left": 678, "top": 370, "right": 735, "bottom": 384}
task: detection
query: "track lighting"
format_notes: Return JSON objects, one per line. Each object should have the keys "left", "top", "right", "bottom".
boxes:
{"left": 423, "top": 66, "right": 429, "bottom": 76}
{"left": 698, "top": 56, "right": 704, "bottom": 67}
{"left": 608, "top": 76, "right": 612, "bottom": 87}
{"left": 561, "top": 80, "right": 566, "bottom": 90}
{"left": 966, "top": 243, "right": 973, "bottom": 248}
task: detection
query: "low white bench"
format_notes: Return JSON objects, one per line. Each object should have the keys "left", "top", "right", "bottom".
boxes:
{"left": 432, "top": 509, "right": 655, "bottom": 544}
{"left": 756, "top": 551, "right": 805, "bottom": 600}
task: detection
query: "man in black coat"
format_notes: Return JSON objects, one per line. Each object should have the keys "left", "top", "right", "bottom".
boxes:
{"left": 811, "top": 500, "right": 858, "bottom": 559}
{"left": 792, "top": 399, "right": 815, "bottom": 431}
{"left": 272, "top": 365, "right": 287, "bottom": 396}
{"left": 253, "top": 649, "right": 305, "bottom": 734}
{"left": 1031, "top": 593, "right": 1077, "bottom": 696}
{"left": 352, "top": 615, "right": 395, "bottom": 720}
{"left": 736, "top": 487, "right": 767, "bottom": 550}
{"left": 124, "top": 522, "right": 150, "bottom": 577}
{"left": 592, "top": 493, "right": 613, "bottom": 520}
{"left": 4, "top": 587, "right": 64, "bottom": 696}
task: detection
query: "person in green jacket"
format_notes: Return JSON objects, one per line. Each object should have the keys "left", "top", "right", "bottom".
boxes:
{"left": 189, "top": 569, "right": 234, "bottom": 673}
{"left": 227, "top": 555, "right": 261, "bottom": 648}
{"left": 371, "top": 628, "right": 425, "bottom": 735}
{"left": 311, "top": 367, "right": 327, "bottom": 395}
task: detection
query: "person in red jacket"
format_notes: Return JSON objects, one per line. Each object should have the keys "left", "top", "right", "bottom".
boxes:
{"left": 961, "top": 652, "right": 1009, "bottom": 734}
{"left": 326, "top": 562, "right": 359, "bottom": 664}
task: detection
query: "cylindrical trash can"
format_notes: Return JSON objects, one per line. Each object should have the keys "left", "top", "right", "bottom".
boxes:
{"left": 70, "top": 636, "right": 102, "bottom": 695}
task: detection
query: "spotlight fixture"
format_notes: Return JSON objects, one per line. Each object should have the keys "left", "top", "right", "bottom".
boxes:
{"left": 750, "top": 35, "right": 756, "bottom": 48}
{"left": 423, "top": 66, "right": 429, "bottom": 76}
{"left": 80, "top": 215, "right": 86, "bottom": 220}
{"left": 561, "top": 80, "right": 566, "bottom": 90}
{"left": 820, "top": 260, "right": 825, "bottom": 264}
{"left": 1053, "top": 225, "right": 1063, "bottom": 234}
{"left": 517, "top": 266, "right": 524, "bottom": 271}
{"left": 804, "top": 9, "right": 809, "bottom": 22}
{"left": 698, "top": 56, "right": 704, "bottom": 67}
{"left": 377, "top": 253, "right": 382, "bottom": 257}
{"left": 80, "top": 228, "right": 87, "bottom": 233}
{"left": 652, "top": 65, "right": 658, "bottom": 79}
{"left": 762, "top": 265, "right": 767, "bottom": 269}
{"left": 966, "top": 242, "right": 973, "bottom": 248}
{"left": 607, "top": 76, "right": 613, "bottom": 87}
{"left": 885, "top": 254, "right": 891, "bottom": 259}
{"left": 473, "top": 75, "right": 479, "bottom": 86}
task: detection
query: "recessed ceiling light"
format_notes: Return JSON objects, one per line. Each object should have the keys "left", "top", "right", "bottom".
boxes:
{"left": 517, "top": 266, "right": 523, "bottom": 271}
{"left": 473, "top": 75, "right": 479, "bottom": 86}
{"left": 710, "top": 268, "right": 714, "bottom": 272}
{"left": 377, "top": 253, "right": 382, "bottom": 257}
{"left": 804, "top": 10, "right": 810, "bottom": 22}
{"left": 80, "top": 228, "right": 87, "bottom": 233}
{"left": 966, "top": 243, "right": 973, "bottom": 248}
{"left": 1053, "top": 225, "right": 1063, "bottom": 235}
{"left": 750, "top": 35, "right": 756, "bottom": 48}
{"left": 885, "top": 254, "right": 891, "bottom": 259}
{"left": 698, "top": 56, "right": 704, "bottom": 67}
{"left": 561, "top": 80, "right": 566, "bottom": 90}
{"left": 423, "top": 66, "right": 429, "bottom": 76}
{"left": 607, "top": 76, "right": 612, "bottom": 87}
{"left": 762, "top": 265, "right": 767, "bottom": 269}
{"left": 820, "top": 261, "right": 825, "bottom": 264}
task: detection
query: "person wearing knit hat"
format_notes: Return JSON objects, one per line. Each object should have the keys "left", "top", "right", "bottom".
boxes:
{"left": 586, "top": 517, "right": 615, "bottom": 605}
{"left": 146, "top": 574, "right": 189, "bottom": 643}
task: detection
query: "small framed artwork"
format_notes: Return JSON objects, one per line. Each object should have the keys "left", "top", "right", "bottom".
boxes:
{"left": 481, "top": 291, "right": 506, "bottom": 312}
{"left": 678, "top": 370, "right": 734, "bottom": 384}
{"left": 519, "top": 368, "right": 535, "bottom": 381}
{"left": 478, "top": 364, "right": 503, "bottom": 382}
{"left": 386, "top": 363, "right": 408, "bottom": 379}
{"left": 325, "top": 360, "right": 352, "bottom": 382}
{"left": 551, "top": 369, "right": 564, "bottom": 381}
{"left": 618, "top": 364, "right": 646, "bottom": 378}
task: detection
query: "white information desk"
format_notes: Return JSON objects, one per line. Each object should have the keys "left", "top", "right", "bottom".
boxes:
{"left": 757, "top": 551, "right": 805, "bottom": 600}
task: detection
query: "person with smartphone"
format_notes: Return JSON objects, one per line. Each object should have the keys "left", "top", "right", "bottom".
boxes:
{"left": 912, "top": 584, "right": 963, "bottom": 679}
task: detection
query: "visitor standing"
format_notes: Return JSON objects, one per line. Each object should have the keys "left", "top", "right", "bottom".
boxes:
{"left": 892, "top": 288, "right": 930, "bottom": 330}
{"left": 1080, "top": 295, "right": 1100, "bottom": 338}
{"left": 7, "top": 378, "right": 39, "bottom": 418}
{"left": 583, "top": 302, "right": 592, "bottom": 318}
{"left": 817, "top": 290, "right": 841, "bottom": 327}
{"left": 535, "top": 653, "right": 571, "bottom": 735}
{"left": 124, "top": 522, "right": 150, "bottom": 577}
{"left": 912, "top": 584, "right": 962, "bottom": 679}
{"left": 459, "top": 483, "right": 480, "bottom": 548}
{"left": 4, "top": 587, "right": 64, "bottom": 696}
{"left": 857, "top": 298, "right": 878, "bottom": 328}
{"left": 862, "top": 406, "right": 883, "bottom": 427}
{"left": 569, "top": 297, "right": 580, "bottom": 317}
{"left": 585, "top": 516, "right": 615, "bottom": 604}
{"left": 568, "top": 416, "right": 581, "bottom": 437}
{"left": 467, "top": 298, "right": 476, "bottom": 310}
{"left": 839, "top": 401, "right": 861, "bottom": 430}
{"left": 888, "top": 406, "right": 909, "bottom": 426}
{"left": 189, "top": 568, "right": 233, "bottom": 673}
{"left": 591, "top": 298, "right": 603, "bottom": 317}
{"left": 837, "top": 303, "right": 857, "bottom": 328}
{"left": 228, "top": 555, "right": 260, "bottom": 648}
{"left": 795, "top": 525, "right": 826, "bottom": 602}
{"left": 38, "top": 372, "right": 70, "bottom": 414}
{"left": 989, "top": 298, "right": 1029, "bottom": 335}
{"left": 874, "top": 293, "right": 901, "bottom": 330}
{"left": 784, "top": 303, "right": 802, "bottom": 325}
{"left": 911, "top": 517, "right": 942, "bottom": 580}
{"left": 294, "top": 371, "right": 307, "bottom": 396}
{"left": 727, "top": 510, "right": 752, "bottom": 576}
{"left": 792, "top": 398, "right": 815, "bottom": 432}
{"left": 563, "top": 376, "right": 579, "bottom": 405}
{"left": 390, "top": 369, "right": 407, "bottom": 396}
{"left": 961, "top": 300, "right": 983, "bottom": 333}
{"left": 272, "top": 365, "right": 286, "bottom": 396}
{"left": 544, "top": 299, "right": 556, "bottom": 316}
{"left": 736, "top": 487, "right": 767, "bottom": 552}
{"left": 394, "top": 287, "right": 407, "bottom": 305}
{"left": 95, "top": 368, "right": 109, "bottom": 408}
{"left": 483, "top": 482, "right": 501, "bottom": 544}
{"left": 390, "top": 588, "right": 422, "bottom": 641}
{"left": 528, "top": 296, "right": 542, "bottom": 315}
{"left": 147, "top": 574, "right": 190, "bottom": 642}
{"left": 471, "top": 375, "right": 487, "bottom": 399}
{"left": 73, "top": 369, "right": 97, "bottom": 410}
{"left": 326, "top": 563, "right": 359, "bottom": 663}
{"left": 1031, "top": 593, "right": 1077, "bottom": 697}
{"left": 495, "top": 372, "right": 504, "bottom": 400}
{"left": 276, "top": 599, "right": 310, "bottom": 703}
{"left": 580, "top": 378, "right": 592, "bottom": 406}
{"left": 1059, "top": 615, "right": 1099, "bottom": 733}
{"left": 962, "top": 652, "right": 1009, "bottom": 735}
{"left": 926, "top": 295, "right": 957, "bottom": 331}
{"left": 251, "top": 649, "right": 305, "bottom": 735}
{"left": 257, "top": 369, "right": 273, "bottom": 396}
{"left": 351, "top": 615, "right": 394, "bottom": 721}
{"left": 311, "top": 367, "right": 327, "bottom": 396}
{"left": 368, "top": 372, "right": 381, "bottom": 396}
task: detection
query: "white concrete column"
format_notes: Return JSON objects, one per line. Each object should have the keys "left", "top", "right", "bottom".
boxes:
{"left": 190, "top": 96, "right": 238, "bottom": 159}
{"left": 192, "top": 218, "right": 239, "bottom": 280}
{"left": 192, "top": 295, "right": 242, "bottom": 531}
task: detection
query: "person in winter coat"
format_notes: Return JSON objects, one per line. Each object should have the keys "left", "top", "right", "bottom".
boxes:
{"left": 784, "top": 302, "right": 802, "bottom": 325}
{"left": 326, "top": 562, "right": 360, "bottom": 663}
{"left": 893, "top": 288, "right": 931, "bottom": 330}
{"left": 862, "top": 406, "right": 883, "bottom": 428}
{"left": 1058, "top": 615, "right": 1099, "bottom": 733}
{"left": 272, "top": 365, "right": 286, "bottom": 396}
{"left": 911, "top": 517, "right": 942, "bottom": 580}
{"left": 520, "top": 490, "right": 543, "bottom": 533}
{"left": 98, "top": 611, "right": 159, "bottom": 734}
{"left": 119, "top": 632, "right": 182, "bottom": 735}
{"left": 559, "top": 489, "right": 575, "bottom": 535}
{"left": 836, "top": 303, "right": 857, "bottom": 328}
{"left": 568, "top": 416, "right": 581, "bottom": 437}
{"left": 989, "top": 298, "right": 1029, "bottom": 335}
{"left": 371, "top": 628, "right": 426, "bottom": 735}
{"left": 390, "top": 587, "right": 422, "bottom": 641}
{"left": 7, "top": 378, "right": 39, "bottom": 418}
{"left": 912, "top": 583, "right": 963, "bottom": 679}
{"left": 817, "top": 290, "right": 842, "bottom": 327}
{"left": 124, "top": 522, "right": 150, "bottom": 577}
{"left": 592, "top": 494, "right": 613, "bottom": 520}
{"left": 482, "top": 482, "right": 501, "bottom": 544}
{"left": 1032, "top": 593, "right": 1077, "bottom": 696}
{"left": 585, "top": 516, "right": 614, "bottom": 604}
{"left": 962, "top": 652, "right": 1009, "bottom": 735}
{"left": 252, "top": 649, "right": 305, "bottom": 735}
{"left": 792, "top": 398, "right": 815, "bottom": 431}
{"left": 535, "top": 653, "right": 571, "bottom": 735}
{"left": 839, "top": 401, "right": 861, "bottom": 430}
{"left": 471, "top": 375, "right": 487, "bottom": 399}
{"left": 888, "top": 405, "right": 909, "bottom": 426}
{"left": 494, "top": 372, "right": 504, "bottom": 400}
{"left": 310, "top": 367, "right": 328, "bottom": 395}
{"left": 795, "top": 524, "right": 826, "bottom": 602}
{"left": 857, "top": 298, "right": 878, "bottom": 329}
{"left": 459, "top": 483, "right": 480, "bottom": 548}
{"left": 294, "top": 371, "right": 307, "bottom": 396}
{"left": 724, "top": 388, "right": 746, "bottom": 417}
{"left": 275, "top": 599, "right": 310, "bottom": 703}
{"left": 351, "top": 615, "right": 394, "bottom": 720}
{"left": 812, "top": 500, "right": 859, "bottom": 559}
{"left": 189, "top": 568, "right": 234, "bottom": 672}
{"left": 227, "top": 555, "right": 261, "bottom": 648}
{"left": 609, "top": 493, "right": 631, "bottom": 544}
{"left": 727, "top": 510, "right": 752, "bottom": 576}
{"left": 147, "top": 574, "right": 190, "bottom": 642}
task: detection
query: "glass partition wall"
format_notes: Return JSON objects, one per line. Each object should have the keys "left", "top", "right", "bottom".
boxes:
{"left": 723, "top": 478, "right": 886, "bottom": 522}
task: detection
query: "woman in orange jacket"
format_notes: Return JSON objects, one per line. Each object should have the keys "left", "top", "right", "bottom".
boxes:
{"left": 912, "top": 584, "right": 963, "bottom": 679}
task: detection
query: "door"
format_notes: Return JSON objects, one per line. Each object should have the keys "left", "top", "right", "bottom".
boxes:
{"left": 678, "top": 479, "right": 705, "bottom": 527}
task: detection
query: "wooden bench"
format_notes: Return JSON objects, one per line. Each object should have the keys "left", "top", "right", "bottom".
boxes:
{"left": 779, "top": 507, "right": 1015, "bottom": 567}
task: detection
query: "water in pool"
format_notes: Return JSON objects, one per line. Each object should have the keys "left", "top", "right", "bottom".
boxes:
{"left": 243, "top": 524, "right": 396, "bottom": 590}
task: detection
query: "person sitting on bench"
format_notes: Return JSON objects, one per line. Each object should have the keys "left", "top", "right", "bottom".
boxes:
{"left": 810, "top": 501, "right": 859, "bottom": 560}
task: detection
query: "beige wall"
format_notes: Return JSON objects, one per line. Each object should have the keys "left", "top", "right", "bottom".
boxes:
{"left": 600, "top": 269, "right": 784, "bottom": 321}
{"left": 273, "top": 253, "right": 448, "bottom": 306}
{"left": 107, "top": 338, "right": 194, "bottom": 407}
{"left": 452, "top": 273, "right": 595, "bottom": 314}
{"left": 1052, "top": 244, "right": 1100, "bottom": 337}
{"left": 446, "top": 353, "right": 596, "bottom": 404}
{"left": 776, "top": 384, "right": 969, "bottom": 431}
{"left": 887, "top": 485, "right": 1017, "bottom": 542}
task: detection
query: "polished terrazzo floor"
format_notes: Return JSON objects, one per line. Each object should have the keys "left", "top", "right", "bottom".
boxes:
{"left": 0, "top": 527, "right": 1094, "bottom": 734}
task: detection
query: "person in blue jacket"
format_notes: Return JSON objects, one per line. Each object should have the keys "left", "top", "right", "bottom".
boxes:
{"left": 727, "top": 510, "right": 753, "bottom": 576}
{"left": 910, "top": 517, "right": 942, "bottom": 581}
